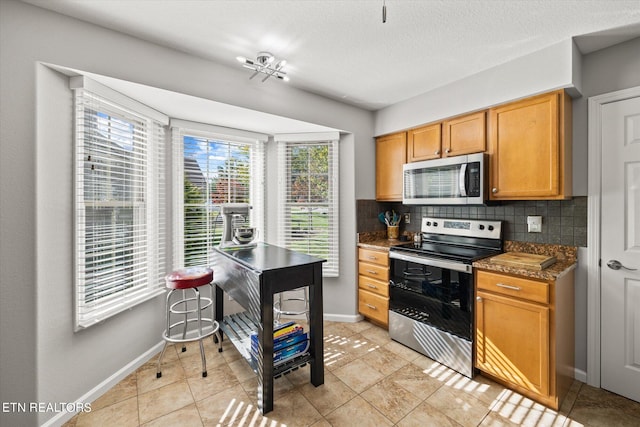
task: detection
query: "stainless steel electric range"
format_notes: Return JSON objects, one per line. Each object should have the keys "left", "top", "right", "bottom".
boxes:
{"left": 388, "top": 216, "right": 503, "bottom": 378}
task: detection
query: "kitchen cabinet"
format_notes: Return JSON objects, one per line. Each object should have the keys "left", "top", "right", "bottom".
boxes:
{"left": 442, "top": 111, "right": 486, "bottom": 157}
{"left": 358, "top": 248, "right": 389, "bottom": 327}
{"left": 376, "top": 132, "right": 406, "bottom": 201}
{"left": 407, "top": 123, "right": 441, "bottom": 162}
{"left": 489, "top": 90, "right": 572, "bottom": 200}
{"left": 475, "top": 268, "right": 574, "bottom": 410}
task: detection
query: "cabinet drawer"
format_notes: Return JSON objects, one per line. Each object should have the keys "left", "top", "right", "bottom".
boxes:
{"left": 477, "top": 270, "right": 549, "bottom": 304}
{"left": 358, "top": 290, "right": 389, "bottom": 325}
{"left": 358, "top": 248, "right": 389, "bottom": 267}
{"left": 358, "top": 275, "right": 389, "bottom": 298}
{"left": 358, "top": 262, "right": 389, "bottom": 282}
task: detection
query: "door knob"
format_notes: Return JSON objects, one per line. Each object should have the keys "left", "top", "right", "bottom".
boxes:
{"left": 607, "top": 260, "right": 637, "bottom": 271}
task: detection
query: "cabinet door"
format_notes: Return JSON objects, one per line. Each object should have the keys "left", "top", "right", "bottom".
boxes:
{"left": 407, "top": 123, "right": 441, "bottom": 162}
{"left": 476, "top": 290, "right": 550, "bottom": 397}
{"left": 489, "top": 90, "right": 569, "bottom": 200}
{"left": 443, "top": 111, "right": 486, "bottom": 157}
{"left": 376, "top": 133, "right": 406, "bottom": 201}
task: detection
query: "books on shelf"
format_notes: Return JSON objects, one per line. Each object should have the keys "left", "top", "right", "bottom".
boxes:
{"left": 250, "top": 321, "right": 309, "bottom": 365}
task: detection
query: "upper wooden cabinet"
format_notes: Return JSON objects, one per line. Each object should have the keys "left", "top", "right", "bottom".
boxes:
{"left": 375, "top": 132, "right": 406, "bottom": 201}
{"left": 489, "top": 90, "right": 572, "bottom": 200}
{"left": 407, "top": 123, "right": 441, "bottom": 162}
{"left": 442, "top": 111, "right": 486, "bottom": 157}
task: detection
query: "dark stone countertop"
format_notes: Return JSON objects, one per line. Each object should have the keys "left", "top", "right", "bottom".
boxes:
{"left": 473, "top": 241, "right": 577, "bottom": 281}
{"left": 356, "top": 231, "right": 578, "bottom": 281}
{"left": 357, "top": 230, "right": 413, "bottom": 251}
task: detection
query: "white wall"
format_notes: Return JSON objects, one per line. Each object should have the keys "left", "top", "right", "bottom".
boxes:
{"left": 572, "top": 36, "right": 640, "bottom": 380}
{"left": 0, "top": 1, "right": 373, "bottom": 425}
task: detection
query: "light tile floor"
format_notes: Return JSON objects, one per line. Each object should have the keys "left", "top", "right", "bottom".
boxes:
{"left": 64, "top": 320, "right": 640, "bottom": 427}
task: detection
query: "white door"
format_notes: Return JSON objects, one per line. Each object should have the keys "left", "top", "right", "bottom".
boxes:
{"left": 600, "top": 95, "right": 640, "bottom": 402}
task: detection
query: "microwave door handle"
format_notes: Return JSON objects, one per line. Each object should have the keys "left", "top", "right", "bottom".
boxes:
{"left": 459, "top": 163, "right": 468, "bottom": 197}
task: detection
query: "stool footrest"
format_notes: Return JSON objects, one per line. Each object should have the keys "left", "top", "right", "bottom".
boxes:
{"left": 162, "top": 319, "right": 220, "bottom": 343}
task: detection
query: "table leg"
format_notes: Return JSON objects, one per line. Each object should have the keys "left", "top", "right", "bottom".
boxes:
{"left": 215, "top": 285, "right": 224, "bottom": 342}
{"left": 259, "top": 289, "right": 274, "bottom": 413}
{"left": 309, "top": 263, "right": 324, "bottom": 386}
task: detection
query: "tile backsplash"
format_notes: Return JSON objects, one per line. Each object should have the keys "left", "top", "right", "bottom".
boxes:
{"left": 357, "top": 197, "right": 587, "bottom": 247}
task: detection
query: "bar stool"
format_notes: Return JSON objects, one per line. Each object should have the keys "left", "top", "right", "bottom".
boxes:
{"left": 274, "top": 287, "right": 309, "bottom": 325}
{"left": 156, "top": 266, "right": 222, "bottom": 378}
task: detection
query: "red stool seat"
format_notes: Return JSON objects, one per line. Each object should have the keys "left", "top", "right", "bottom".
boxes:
{"left": 165, "top": 267, "right": 213, "bottom": 289}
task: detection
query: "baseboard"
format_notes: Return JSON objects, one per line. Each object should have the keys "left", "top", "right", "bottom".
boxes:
{"left": 41, "top": 341, "right": 164, "bottom": 427}
{"left": 574, "top": 367, "right": 587, "bottom": 384}
{"left": 323, "top": 313, "right": 363, "bottom": 323}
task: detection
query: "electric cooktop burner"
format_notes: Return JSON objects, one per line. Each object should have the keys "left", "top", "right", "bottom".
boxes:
{"left": 389, "top": 216, "right": 504, "bottom": 264}
{"left": 391, "top": 241, "right": 501, "bottom": 263}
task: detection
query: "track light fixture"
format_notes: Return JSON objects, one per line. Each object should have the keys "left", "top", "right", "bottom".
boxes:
{"left": 236, "top": 52, "right": 289, "bottom": 82}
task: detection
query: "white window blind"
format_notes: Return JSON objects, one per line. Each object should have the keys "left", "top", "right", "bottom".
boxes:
{"left": 171, "top": 122, "right": 265, "bottom": 268}
{"left": 276, "top": 135, "right": 339, "bottom": 276}
{"left": 73, "top": 85, "right": 167, "bottom": 330}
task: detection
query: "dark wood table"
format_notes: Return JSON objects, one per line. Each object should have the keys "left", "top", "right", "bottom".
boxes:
{"left": 212, "top": 243, "right": 325, "bottom": 414}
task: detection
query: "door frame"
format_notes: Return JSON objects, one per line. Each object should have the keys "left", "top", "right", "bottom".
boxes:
{"left": 587, "top": 85, "right": 640, "bottom": 387}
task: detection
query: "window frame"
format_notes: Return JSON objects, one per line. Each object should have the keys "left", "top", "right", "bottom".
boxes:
{"left": 276, "top": 134, "right": 340, "bottom": 276}
{"left": 171, "top": 121, "right": 266, "bottom": 269}
{"left": 72, "top": 77, "right": 168, "bottom": 330}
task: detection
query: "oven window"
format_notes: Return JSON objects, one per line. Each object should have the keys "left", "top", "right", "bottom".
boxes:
{"left": 389, "top": 258, "right": 473, "bottom": 340}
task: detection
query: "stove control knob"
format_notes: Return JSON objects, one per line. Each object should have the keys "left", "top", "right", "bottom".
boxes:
{"left": 433, "top": 222, "right": 438, "bottom": 227}
{"left": 488, "top": 225, "right": 494, "bottom": 231}
{"left": 426, "top": 221, "right": 431, "bottom": 226}
{"left": 478, "top": 224, "right": 485, "bottom": 230}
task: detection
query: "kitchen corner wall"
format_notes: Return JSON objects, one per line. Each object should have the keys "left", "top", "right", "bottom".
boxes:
{"left": 357, "top": 196, "right": 588, "bottom": 247}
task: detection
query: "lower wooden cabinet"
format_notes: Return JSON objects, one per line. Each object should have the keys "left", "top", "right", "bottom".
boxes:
{"left": 475, "top": 269, "right": 574, "bottom": 410}
{"left": 358, "top": 247, "right": 389, "bottom": 327}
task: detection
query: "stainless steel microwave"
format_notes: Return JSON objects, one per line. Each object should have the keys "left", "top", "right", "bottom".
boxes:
{"left": 403, "top": 153, "right": 488, "bottom": 205}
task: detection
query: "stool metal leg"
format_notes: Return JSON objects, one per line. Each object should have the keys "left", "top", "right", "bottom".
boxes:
{"left": 195, "top": 287, "right": 208, "bottom": 377}
{"left": 157, "top": 289, "right": 175, "bottom": 378}
{"left": 180, "top": 289, "right": 188, "bottom": 352}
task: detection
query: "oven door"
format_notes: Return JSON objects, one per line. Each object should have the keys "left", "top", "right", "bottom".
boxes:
{"left": 389, "top": 251, "right": 473, "bottom": 341}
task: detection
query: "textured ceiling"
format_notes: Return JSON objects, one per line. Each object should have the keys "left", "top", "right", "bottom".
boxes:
{"left": 21, "top": 0, "right": 640, "bottom": 110}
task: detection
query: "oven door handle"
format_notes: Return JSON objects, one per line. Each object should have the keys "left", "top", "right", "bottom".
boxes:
{"left": 389, "top": 251, "right": 472, "bottom": 273}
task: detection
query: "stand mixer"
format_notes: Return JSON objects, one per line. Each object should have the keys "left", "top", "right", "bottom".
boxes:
{"left": 218, "top": 203, "right": 258, "bottom": 249}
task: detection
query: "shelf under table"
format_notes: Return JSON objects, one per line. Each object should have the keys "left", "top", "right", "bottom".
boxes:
{"left": 220, "top": 312, "right": 313, "bottom": 378}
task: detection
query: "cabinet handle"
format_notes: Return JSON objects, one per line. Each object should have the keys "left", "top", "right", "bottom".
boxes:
{"left": 492, "top": 187, "right": 498, "bottom": 194}
{"left": 367, "top": 270, "right": 378, "bottom": 275}
{"left": 368, "top": 256, "right": 378, "bottom": 260}
{"left": 435, "top": 150, "right": 440, "bottom": 155}
{"left": 445, "top": 148, "right": 451, "bottom": 154}
{"left": 496, "top": 283, "right": 521, "bottom": 291}
{"left": 365, "top": 303, "right": 377, "bottom": 310}
{"left": 367, "top": 284, "right": 378, "bottom": 289}
{"left": 476, "top": 296, "right": 482, "bottom": 302}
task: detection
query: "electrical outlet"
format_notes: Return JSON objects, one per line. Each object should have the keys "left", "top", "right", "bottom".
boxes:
{"left": 404, "top": 213, "right": 411, "bottom": 224}
{"left": 527, "top": 216, "right": 543, "bottom": 233}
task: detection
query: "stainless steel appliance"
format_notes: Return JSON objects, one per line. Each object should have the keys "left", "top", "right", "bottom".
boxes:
{"left": 403, "top": 153, "right": 488, "bottom": 205}
{"left": 388, "top": 216, "right": 502, "bottom": 378}
{"left": 219, "top": 203, "right": 258, "bottom": 249}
